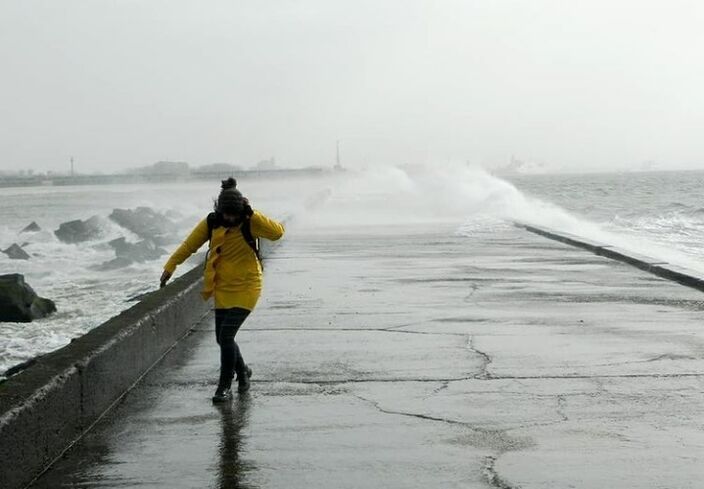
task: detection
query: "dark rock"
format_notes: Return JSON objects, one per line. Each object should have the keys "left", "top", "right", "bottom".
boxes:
{"left": 109, "top": 207, "right": 178, "bottom": 242}
{"left": 108, "top": 237, "right": 166, "bottom": 262}
{"left": 0, "top": 274, "right": 56, "bottom": 322}
{"left": 20, "top": 221, "right": 41, "bottom": 233}
{"left": 2, "top": 244, "right": 30, "bottom": 260}
{"left": 54, "top": 216, "right": 103, "bottom": 243}
{"left": 108, "top": 237, "right": 130, "bottom": 254}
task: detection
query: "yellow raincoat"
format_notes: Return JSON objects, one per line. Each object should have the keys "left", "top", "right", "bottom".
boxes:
{"left": 163, "top": 210, "right": 284, "bottom": 310}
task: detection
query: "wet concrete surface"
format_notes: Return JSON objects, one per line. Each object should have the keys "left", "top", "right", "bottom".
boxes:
{"left": 30, "top": 223, "right": 704, "bottom": 488}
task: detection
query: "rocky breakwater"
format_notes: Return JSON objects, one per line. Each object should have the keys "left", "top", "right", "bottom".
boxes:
{"left": 109, "top": 207, "right": 180, "bottom": 246}
{"left": 90, "top": 207, "right": 180, "bottom": 271}
{"left": 21, "top": 222, "right": 41, "bottom": 233}
{"left": 42, "top": 207, "right": 181, "bottom": 271}
{"left": 95, "top": 237, "right": 168, "bottom": 271}
{"left": 54, "top": 216, "right": 103, "bottom": 244}
{"left": 0, "top": 274, "right": 56, "bottom": 322}
{"left": 1, "top": 222, "right": 43, "bottom": 261}
{"left": 2, "top": 244, "right": 30, "bottom": 260}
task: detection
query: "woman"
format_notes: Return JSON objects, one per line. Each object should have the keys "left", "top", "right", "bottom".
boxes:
{"left": 160, "top": 178, "right": 285, "bottom": 402}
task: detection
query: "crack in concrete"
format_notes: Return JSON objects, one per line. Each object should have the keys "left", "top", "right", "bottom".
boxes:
{"left": 352, "top": 393, "right": 475, "bottom": 428}
{"left": 483, "top": 455, "right": 520, "bottom": 489}
{"left": 351, "top": 393, "right": 527, "bottom": 448}
{"left": 424, "top": 380, "right": 450, "bottom": 400}
{"left": 380, "top": 319, "right": 436, "bottom": 331}
{"left": 502, "top": 418, "right": 571, "bottom": 433}
{"left": 489, "top": 397, "right": 575, "bottom": 434}
{"left": 380, "top": 329, "right": 466, "bottom": 337}
{"left": 491, "top": 372, "right": 704, "bottom": 380}
{"left": 351, "top": 393, "right": 534, "bottom": 469}
{"left": 465, "top": 283, "right": 480, "bottom": 303}
{"left": 565, "top": 356, "right": 696, "bottom": 368}
{"left": 468, "top": 336, "right": 493, "bottom": 379}
{"left": 353, "top": 391, "right": 526, "bottom": 489}
{"left": 556, "top": 395, "right": 569, "bottom": 422}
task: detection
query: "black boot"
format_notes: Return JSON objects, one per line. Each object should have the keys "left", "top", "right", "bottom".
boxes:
{"left": 213, "top": 368, "right": 235, "bottom": 403}
{"left": 213, "top": 374, "right": 232, "bottom": 402}
{"left": 212, "top": 386, "right": 233, "bottom": 403}
{"left": 237, "top": 365, "right": 252, "bottom": 393}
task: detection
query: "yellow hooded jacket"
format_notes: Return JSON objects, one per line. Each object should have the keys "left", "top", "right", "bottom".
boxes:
{"left": 163, "top": 210, "right": 285, "bottom": 311}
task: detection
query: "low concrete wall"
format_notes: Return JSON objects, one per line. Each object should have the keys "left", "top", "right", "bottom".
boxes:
{"left": 0, "top": 215, "right": 287, "bottom": 489}
{"left": 515, "top": 222, "right": 704, "bottom": 292}
{"left": 0, "top": 265, "right": 209, "bottom": 489}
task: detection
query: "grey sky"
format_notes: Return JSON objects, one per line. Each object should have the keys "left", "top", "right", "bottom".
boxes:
{"left": 2, "top": 0, "right": 704, "bottom": 173}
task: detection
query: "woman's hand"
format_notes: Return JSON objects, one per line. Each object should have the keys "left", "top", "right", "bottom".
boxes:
{"left": 160, "top": 270, "right": 172, "bottom": 288}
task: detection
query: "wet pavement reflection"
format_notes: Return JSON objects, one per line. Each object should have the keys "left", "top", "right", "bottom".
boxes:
{"left": 214, "top": 395, "right": 255, "bottom": 489}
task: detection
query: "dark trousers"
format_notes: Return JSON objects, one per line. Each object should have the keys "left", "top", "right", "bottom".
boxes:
{"left": 215, "top": 307, "right": 250, "bottom": 389}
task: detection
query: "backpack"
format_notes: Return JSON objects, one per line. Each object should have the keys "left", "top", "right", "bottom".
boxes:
{"left": 206, "top": 212, "right": 262, "bottom": 265}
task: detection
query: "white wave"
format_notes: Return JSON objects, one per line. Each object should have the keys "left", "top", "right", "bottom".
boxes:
{"left": 298, "top": 163, "right": 704, "bottom": 275}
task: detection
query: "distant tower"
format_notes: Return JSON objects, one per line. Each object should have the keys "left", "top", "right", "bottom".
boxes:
{"left": 335, "top": 140, "right": 342, "bottom": 170}
{"left": 70, "top": 156, "right": 74, "bottom": 177}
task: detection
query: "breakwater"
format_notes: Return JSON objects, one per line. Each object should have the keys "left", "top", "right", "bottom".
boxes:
{"left": 515, "top": 222, "right": 704, "bottom": 291}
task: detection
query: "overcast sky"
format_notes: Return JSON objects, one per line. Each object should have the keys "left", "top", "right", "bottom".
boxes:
{"left": 2, "top": 0, "right": 704, "bottom": 173}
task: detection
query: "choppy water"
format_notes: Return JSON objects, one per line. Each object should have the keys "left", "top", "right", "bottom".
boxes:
{"left": 509, "top": 171, "right": 704, "bottom": 267}
{"left": 2, "top": 167, "right": 704, "bottom": 375}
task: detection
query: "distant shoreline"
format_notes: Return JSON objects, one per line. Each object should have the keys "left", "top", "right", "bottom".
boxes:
{"left": 0, "top": 167, "right": 335, "bottom": 189}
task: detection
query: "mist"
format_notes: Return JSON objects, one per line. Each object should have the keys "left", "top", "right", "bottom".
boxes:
{"left": 2, "top": 0, "right": 704, "bottom": 174}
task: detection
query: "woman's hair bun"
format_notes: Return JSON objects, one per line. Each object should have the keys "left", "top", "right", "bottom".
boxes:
{"left": 221, "top": 177, "right": 237, "bottom": 190}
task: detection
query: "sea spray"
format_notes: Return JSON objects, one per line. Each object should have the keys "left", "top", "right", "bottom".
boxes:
{"left": 296, "top": 163, "right": 584, "bottom": 228}
{"left": 298, "top": 163, "right": 704, "bottom": 274}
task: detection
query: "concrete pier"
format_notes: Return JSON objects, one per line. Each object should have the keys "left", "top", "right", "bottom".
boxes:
{"left": 23, "top": 223, "right": 704, "bottom": 488}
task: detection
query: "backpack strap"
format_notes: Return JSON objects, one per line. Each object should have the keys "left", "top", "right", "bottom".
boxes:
{"left": 240, "top": 216, "right": 262, "bottom": 265}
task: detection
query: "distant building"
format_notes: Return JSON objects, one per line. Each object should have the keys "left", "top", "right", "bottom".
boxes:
{"left": 191, "top": 163, "right": 244, "bottom": 180}
{"left": 256, "top": 157, "right": 277, "bottom": 171}
{"left": 194, "top": 163, "right": 243, "bottom": 173}
{"left": 130, "top": 161, "right": 190, "bottom": 175}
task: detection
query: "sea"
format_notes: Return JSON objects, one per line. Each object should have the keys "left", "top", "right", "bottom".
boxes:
{"left": 2, "top": 166, "right": 704, "bottom": 375}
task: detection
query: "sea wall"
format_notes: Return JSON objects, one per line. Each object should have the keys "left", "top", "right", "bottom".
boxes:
{"left": 0, "top": 265, "right": 209, "bottom": 489}
{"left": 515, "top": 222, "right": 704, "bottom": 291}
